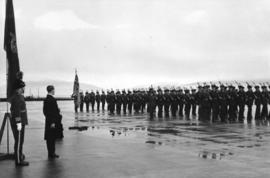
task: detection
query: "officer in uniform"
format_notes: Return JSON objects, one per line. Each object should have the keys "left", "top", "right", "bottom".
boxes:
{"left": 228, "top": 85, "right": 238, "bottom": 122}
{"left": 10, "top": 79, "right": 29, "bottom": 166}
{"left": 79, "top": 91, "right": 84, "bottom": 112}
{"left": 190, "top": 88, "right": 197, "bottom": 116}
{"left": 156, "top": 88, "right": 164, "bottom": 118}
{"left": 260, "top": 85, "right": 268, "bottom": 119}
{"left": 90, "top": 90, "right": 96, "bottom": 111}
{"left": 218, "top": 84, "right": 228, "bottom": 122}
{"left": 184, "top": 89, "right": 191, "bottom": 118}
{"left": 246, "top": 85, "right": 254, "bottom": 121}
{"left": 84, "top": 91, "right": 90, "bottom": 112}
{"left": 101, "top": 90, "right": 106, "bottom": 111}
{"left": 122, "top": 90, "right": 128, "bottom": 114}
{"left": 170, "top": 89, "right": 178, "bottom": 117}
{"left": 237, "top": 85, "right": 246, "bottom": 122}
{"left": 200, "top": 85, "right": 212, "bottom": 121}
{"left": 115, "top": 90, "right": 122, "bottom": 114}
{"left": 148, "top": 88, "right": 157, "bottom": 120}
{"left": 127, "top": 90, "right": 133, "bottom": 114}
{"left": 177, "top": 88, "right": 184, "bottom": 117}
{"left": 210, "top": 85, "right": 220, "bottom": 122}
{"left": 254, "top": 85, "right": 262, "bottom": 120}
{"left": 96, "top": 91, "right": 101, "bottom": 111}
{"left": 163, "top": 89, "right": 171, "bottom": 117}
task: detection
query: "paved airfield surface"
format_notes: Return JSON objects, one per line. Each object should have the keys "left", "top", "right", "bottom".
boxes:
{"left": 0, "top": 101, "right": 270, "bottom": 178}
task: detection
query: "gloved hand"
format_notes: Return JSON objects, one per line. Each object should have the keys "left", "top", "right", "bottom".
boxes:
{"left": 51, "top": 123, "right": 56, "bottom": 128}
{"left": 17, "top": 123, "right": 22, "bottom": 131}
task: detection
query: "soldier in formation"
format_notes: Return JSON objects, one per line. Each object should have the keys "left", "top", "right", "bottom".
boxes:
{"left": 77, "top": 83, "right": 270, "bottom": 122}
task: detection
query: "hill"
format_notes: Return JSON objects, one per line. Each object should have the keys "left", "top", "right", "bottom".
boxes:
{"left": 0, "top": 80, "right": 101, "bottom": 98}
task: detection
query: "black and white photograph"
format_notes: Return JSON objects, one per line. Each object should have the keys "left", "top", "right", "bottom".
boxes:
{"left": 0, "top": 0, "right": 270, "bottom": 177}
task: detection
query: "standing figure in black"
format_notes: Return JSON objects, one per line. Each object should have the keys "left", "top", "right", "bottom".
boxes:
{"left": 237, "top": 85, "right": 246, "bottom": 122}
{"left": 90, "top": 90, "right": 96, "bottom": 111}
{"left": 79, "top": 91, "right": 84, "bottom": 112}
{"left": 127, "top": 90, "right": 133, "bottom": 114}
{"left": 101, "top": 90, "right": 106, "bottom": 111}
{"left": 164, "top": 89, "right": 171, "bottom": 117}
{"left": 115, "top": 90, "right": 122, "bottom": 114}
{"left": 228, "top": 85, "right": 238, "bottom": 122}
{"left": 184, "top": 89, "right": 191, "bottom": 118}
{"left": 43, "top": 85, "right": 62, "bottom": 159}
{"left": 148, "top": 88, "right": 157, "bottom": 120}
{"left": 122, "top": 90, "right": 128, "bottom": 114}
{"left": 84, "top": 91, "right": 90, "bottom": 112}
{"left": 190, "top": 89, "right": 197, "bottom": 116}
{"left": 254, "top": 85, "right": 262, "bottom": 120}
{"left": 246, "top": 85, "right": 254, "bottom": 122}
{"left": 170, "top": 89, "right": 178, "bottom": 117}
{"left": 210, "top": 85, "right": 220, "bottom": 122}
{"left": 177, "top": 89, "right": 184, "bottom": 117}
{"left": 96, "top": 91, "right": 101, "bottom": 111}
{"left": 260, "top": 85, "right": 268, "bottom": 119}
{"left": 156, "top": 88, "right": 164, "bottom": 118}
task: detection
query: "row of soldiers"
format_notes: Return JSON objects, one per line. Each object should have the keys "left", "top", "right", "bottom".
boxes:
{"left": 74, "top": 84, "right": 270, "bottom": 122}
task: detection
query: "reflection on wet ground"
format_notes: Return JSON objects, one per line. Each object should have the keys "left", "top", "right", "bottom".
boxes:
{"left": 2, "top": 101, "right": 270, "bottom": 165}
{"left": 65, "top": 109, "right": 270, "bottom": 162}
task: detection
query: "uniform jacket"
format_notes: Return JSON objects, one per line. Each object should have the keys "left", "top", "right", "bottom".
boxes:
{"left": 10, "top": 93, "right": 28, "bottom": 125}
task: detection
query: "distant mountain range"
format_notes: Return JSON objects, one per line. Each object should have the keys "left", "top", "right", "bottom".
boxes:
{"left": 0, "top": 78, "right": 269, "bottom": 98}
{"left": 132, "top": 79, "right": 270, "bottom": 90}
{"left": 0, "top": 80, "right": 101, "bottom": 98}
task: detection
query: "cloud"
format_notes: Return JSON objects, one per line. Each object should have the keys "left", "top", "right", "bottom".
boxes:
{"left": 183, "top": 10, "right": 208, "bottom": 25}
{"left": 34, "top": 10, "right": 99, "bottom": 31}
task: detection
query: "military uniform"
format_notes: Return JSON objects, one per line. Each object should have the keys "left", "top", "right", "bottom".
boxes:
{"left": 101, "top": 91, "right": 106, "bottom": 111}
{"left": 260, "top": 86, "right": 268, "bottom": 119}
{"left": 210, "top": 85, "right": 220, "bottom": 122}
{"left": 191, "top": 89, "right": 197, "bottom": 116}
{"left": 164, "top": 89, "right": 171, "bottom": 117}
{"left": 170, "top": 89, "right": 178, "bottom": 117}
{"left": 254, "top": 86, "right": 262, "bottom": 120}
{"left": 228, "top": 86, "right": 238, "bottom": 121}
{"left": 84, "top": 92, "right": 90, "bottom": 112}
{"left": 246, "top": 85, "right": 254, "bottom": 121}
{"left": 89, "top": 91, "right": 96, "bottom": 111}
{"left": 127, "top": 90, "right": 133, "bottom": 114}
{"left": 115, "top": 90, "right": 122, "bottom": 114}
{"left": 237, "top": 85, "right": 246, "bottom": 121}
{"left": 10, "top": 81, "right": 29, "bottom": 166}
{"left": 79, "top": 92, "right": 84, "bottom": 112}
{"left": 148, "top": 88, "right": 157, "bottom": 119}
{"left": 96, "top": 91, "right": 101, "bottom": 111}
{"left": 177, "top": 89, "right": 184, "bottom": 117}
{"left": 156, "top": 89, "right": 164, "bottom": 118}
{"left": 184, "top": 89, "right": 191, "bottom": 118}
{"left": 122, "top": 90, "right": 128, "bottom": 114}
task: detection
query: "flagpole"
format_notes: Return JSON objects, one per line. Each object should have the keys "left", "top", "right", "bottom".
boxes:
{"left": 6, "top": 44, "right": 10, "bottom": 155}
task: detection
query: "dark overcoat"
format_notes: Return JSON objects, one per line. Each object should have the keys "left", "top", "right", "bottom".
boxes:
{"left": 43, "top": 95, "right": 62, "bottom": 140}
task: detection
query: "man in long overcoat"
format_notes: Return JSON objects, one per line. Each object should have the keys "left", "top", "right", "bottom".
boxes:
{"left": 43, "top": 85, "right": 62, "bottom": 158}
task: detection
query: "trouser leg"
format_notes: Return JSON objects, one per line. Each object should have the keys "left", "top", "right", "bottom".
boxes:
{"left": 46, "top": 139, "right": 56, "bottom": 156}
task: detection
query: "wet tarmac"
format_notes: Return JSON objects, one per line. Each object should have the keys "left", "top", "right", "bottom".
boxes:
{"left": 0, "top": 101, "right": 270, "bottom": 178}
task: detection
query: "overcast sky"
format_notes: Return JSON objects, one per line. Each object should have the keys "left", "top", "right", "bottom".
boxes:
{"left": 0, "top": 0, "right": 270, "bottom": 89}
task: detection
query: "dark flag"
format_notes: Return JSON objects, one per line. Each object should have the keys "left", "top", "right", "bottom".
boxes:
{"left": 72, "top": 70, "right": 80, "bottom": 106}
{"left": 4, "top": 0, "right": 20, "bottom": 101}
